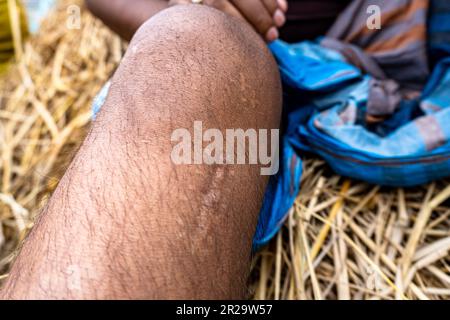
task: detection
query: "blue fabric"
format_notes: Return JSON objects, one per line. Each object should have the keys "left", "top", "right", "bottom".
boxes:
{"left": 255, "top": 137, "right": 302, "bottom": 245}
{"left": 92, "top": 81, "right": 111, "bottom": 118}
{"left": 252, "top": 2, "right": 450, "bottom": 248}
{"left": 23, "top": 0, "right": 57, "bottom": 33}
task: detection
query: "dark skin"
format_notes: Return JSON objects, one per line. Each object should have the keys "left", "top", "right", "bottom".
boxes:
{"left": 85, "top": 0, "right": 288, "bottom": 41}
{"left": 0, "top": 5, "right": 282, "bottom": 299}
{"left": 85, "top": 0, "right": 169, "bottom": 41}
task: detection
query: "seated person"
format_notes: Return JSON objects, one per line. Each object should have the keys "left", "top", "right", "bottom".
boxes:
{"left": 0, "top": 0, "right": 349, "bottom": 299}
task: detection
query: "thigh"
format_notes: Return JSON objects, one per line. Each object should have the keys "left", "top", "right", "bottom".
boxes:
{"left": 1, "top": 5, "right": 282, "bottom": 299}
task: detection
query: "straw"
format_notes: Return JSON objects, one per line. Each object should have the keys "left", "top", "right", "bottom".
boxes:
{"left": 0, "top": 0, "right": 449, "bottom": 300}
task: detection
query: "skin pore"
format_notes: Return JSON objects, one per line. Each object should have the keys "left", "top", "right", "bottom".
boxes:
{"left": 0, "top": 5, "right": 282, "bottom": 299}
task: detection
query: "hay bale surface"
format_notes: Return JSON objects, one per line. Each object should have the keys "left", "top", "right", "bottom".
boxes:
{"left": 0, "top": 0, "right": 449, "bottom": 299}
{"left": 0, "top": 0, "right": 124, "bottom": 279}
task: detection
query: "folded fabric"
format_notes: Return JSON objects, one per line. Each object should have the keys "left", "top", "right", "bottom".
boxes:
{"left": 324, "top": 0, "right": 430, "bottom": 91}
{"left": 253, "top": 0, "right": 450, "bottom": 248}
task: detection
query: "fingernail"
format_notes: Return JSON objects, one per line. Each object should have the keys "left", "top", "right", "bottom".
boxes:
{"left": 274, "top": 9, "right": 286, "bottom": 27}
{"left": 266, "top": 27, "right": 279, "bottom": 42}
{"left": 277, "top": 0, "right": 288, "bottom": 13}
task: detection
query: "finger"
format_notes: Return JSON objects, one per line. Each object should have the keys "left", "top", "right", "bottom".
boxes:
{"left": 230, "top": 0, "right": 275, "bottom": 37}
{"left": 262, "top": 0, "right": 286, "bottom": 29}
{"left": 205, "top": 0, "right": 245, "bottom": 21}
{"left": 262, "top": 0, "right": 286, "bottom": 28}
{"left": 277, "top": 0, "right": 288, "bottom": 13}
{"left": 261, "top": 0, "right": 278, "bottom": 15}
{"left": 273, "top": 8, "right": 286, "bottom": 28}
{"left": 265, "top": 27, "right": 279, "bottom": 42}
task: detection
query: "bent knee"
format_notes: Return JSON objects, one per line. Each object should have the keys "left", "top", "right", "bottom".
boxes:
{"left": 109, "top": 5, "right": 282, "bottom": 129}
{"left": 131, "top": 5, "right": 276, "bottom": 71}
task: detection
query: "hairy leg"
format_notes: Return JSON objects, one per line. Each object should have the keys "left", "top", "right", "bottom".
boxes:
{"left": 0, "top": 5, "right": 282, "bottom": 299}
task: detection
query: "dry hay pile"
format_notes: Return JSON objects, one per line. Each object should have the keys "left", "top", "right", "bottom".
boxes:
{"left": 0, "top": 0, "right": 124, "bottom": 279}
{"left": 1, "top": 0, "right": 449, "bottom": 300}
{"left": 250, "top": 165, "right": 450, "bottom": 300}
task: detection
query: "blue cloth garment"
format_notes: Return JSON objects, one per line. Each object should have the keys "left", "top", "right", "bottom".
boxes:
{"left": 253, "top": 0, "right": 450, "bottom": 248}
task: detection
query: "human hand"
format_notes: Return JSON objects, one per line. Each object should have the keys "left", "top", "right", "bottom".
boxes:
{"left": 168, "top": 0, "right": 288, "bottom": 42}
